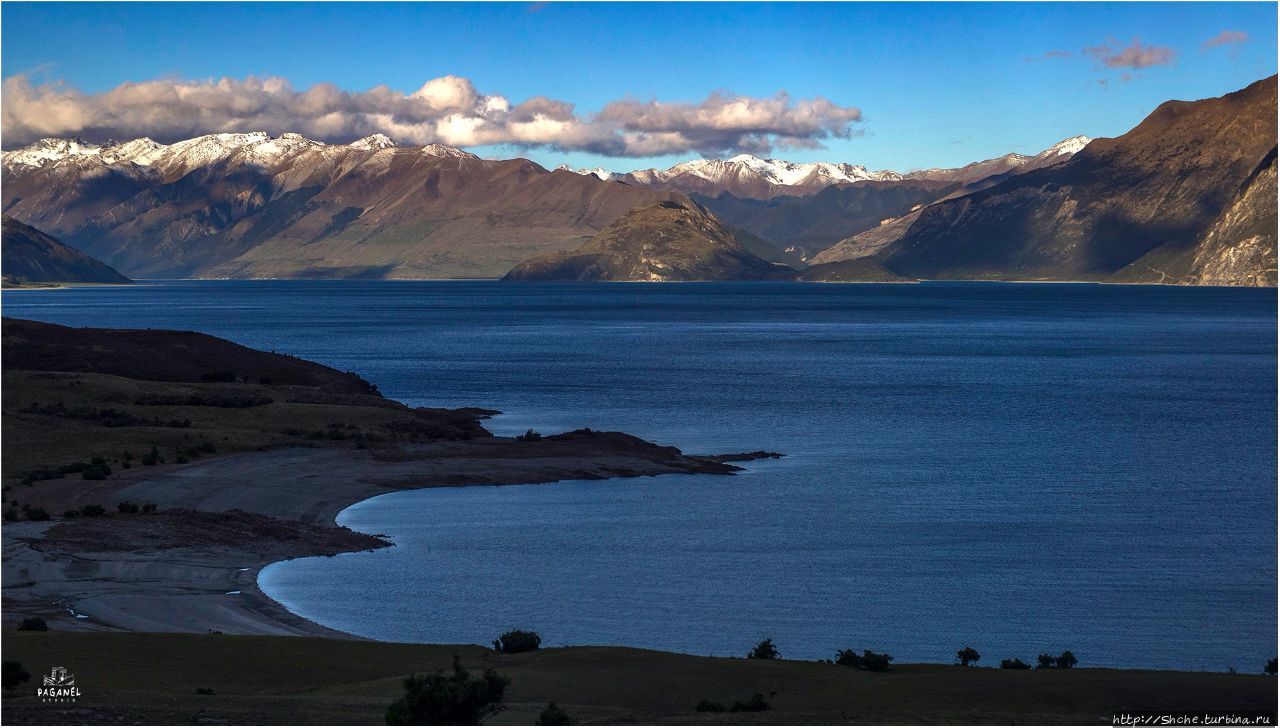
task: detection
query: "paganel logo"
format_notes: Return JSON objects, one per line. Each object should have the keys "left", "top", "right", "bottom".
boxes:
{"left": 37, "top": 666, "right": 80, "bottom": 703}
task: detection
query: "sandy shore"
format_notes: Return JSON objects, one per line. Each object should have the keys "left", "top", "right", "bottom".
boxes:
{"left": 3, "top": 436, "right": 753, "bottom": 638}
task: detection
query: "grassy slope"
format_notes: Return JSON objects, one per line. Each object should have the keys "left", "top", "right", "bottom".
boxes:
{"left": 3, "top": 633, "right": 1273, "bottom": 725}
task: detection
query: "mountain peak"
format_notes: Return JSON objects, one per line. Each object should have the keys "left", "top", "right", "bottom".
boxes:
{"left": 351, "top": 133, "right": 398, "bottom": 150}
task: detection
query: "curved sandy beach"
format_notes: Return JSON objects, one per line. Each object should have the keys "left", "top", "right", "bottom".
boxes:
{"left": 3, "top": 440, "right": 747, "bottom": 637}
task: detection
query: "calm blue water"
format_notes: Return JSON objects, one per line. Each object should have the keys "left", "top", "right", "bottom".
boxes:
{"left": 5, "top": 281, "right": 1276, "bottom": 670}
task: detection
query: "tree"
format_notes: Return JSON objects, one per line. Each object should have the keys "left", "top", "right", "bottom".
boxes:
{"left": 385, "top": 655, "right": 507, "bottom": 725}
{"left": 1056, "top": 650, "right": 1078, "bottom": 669}
{"left": 3, "top": 661, "right": 30, "bottom": 689}
{"left": 492, "top": 629, "right": 541, "bottom": 654}
{"left": 747, "top": 638, "right": 780, "bottom": 660}
{"left": 1266, "top": 658, "right": 1277, "bottom": 676}
{"left": 537, "top": 702, "right": 573, "bottom": 725}
{"left": 956, "top": 646, "right": 981, "bottom": 667}
{"left": 1037, "top": 654, "right": 1057, "bottom": 669}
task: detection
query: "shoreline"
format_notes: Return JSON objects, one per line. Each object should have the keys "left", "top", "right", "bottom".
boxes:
{"left": 4, "top": 437, "right": 760, "bottom": 639}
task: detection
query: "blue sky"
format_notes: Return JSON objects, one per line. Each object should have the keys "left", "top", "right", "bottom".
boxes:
{"left": 2, "top": 2, "right": 1275, "bottom": 171}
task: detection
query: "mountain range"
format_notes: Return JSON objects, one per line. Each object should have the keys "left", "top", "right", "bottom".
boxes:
{"left": 1, "top": 77, "right": 1274, "bottom": 286}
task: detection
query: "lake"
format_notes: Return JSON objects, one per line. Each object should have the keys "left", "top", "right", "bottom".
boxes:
{"left": 4, "top": 280, "right": 1275, "bottom": 671}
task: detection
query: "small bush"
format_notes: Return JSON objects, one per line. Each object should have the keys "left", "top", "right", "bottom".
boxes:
{"left": 3, "top": 509, "right": 17, "bottom": 522}
{"left": 3, "top": 660, "right": 30, "bottom": 689}
{"left": 747, "top": 638, "right": 780, "bottom": 660}
{"left": 25, "top": 507, "right": 50, "bottom": 522}
{"left": 195, "top": 687, "right": 215, "bottom": 695}
{"left": 956, "top": 646, "right": 981, "bottom": 667}
{"left": 834, "top": 649, "right": 892, "bottom": 671}
{"left": 118, "top": 501, "right": 140, "bottom": 514}
{"left": 63, "top": 509, "right": 80, "bottom": 519}
{"left": 695, "top": 700, "right": 726, "bottom": 713}
{"left": 141, "top": 446, "right": 163, "bottom": 466}
{"left": 859, "top": 650, "right": 893, "bottom": 672}
{"left": 142, "top": 503, "right": 158, "bottom": 514}
{"left": 492, "top": 629, "right": 541, "bottom": 654}
{"left": 385, "top": 655, "right": 507, "bottom": 725}
{"left": 82, "top": 463, "right": 111, "bottom": 480}
{"left": 176, "top": 455, "right": 189, "bottom": 464}
{"left": 80, "top": 504, "right": 106, "bottom": 517}
{"left": 537, "top": 702, "right": 573, "bottom": 725}
{"left": 1001, "top": 658, "right": 1031, "bottom": 670}
{"left": 730, "top": 693, "right": 771, "bottom": 713}
{"left": 516, "top": 429, "right": 543, "bottom": 442}
{"left": 17, "top": 616, "right": 48, "bottom": 632}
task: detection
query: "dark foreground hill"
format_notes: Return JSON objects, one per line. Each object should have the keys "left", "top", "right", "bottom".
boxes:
{"left": 815, "top": 76, "right": 1277, "bottom": 285}
{"left": 503, "top": 201, "right": 795, "bottom": 281}
{"left": 3, "top": 633, "right": 1275, "bottom": 725}
{"left": 1, "top": 215, "right": 130, "bottom": 284}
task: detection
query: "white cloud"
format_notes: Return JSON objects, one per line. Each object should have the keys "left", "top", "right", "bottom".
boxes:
{"left": 1, "top": 74, "right": 863, "bottom": 157}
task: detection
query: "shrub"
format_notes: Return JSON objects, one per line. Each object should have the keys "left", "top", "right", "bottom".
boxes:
{"left": 1266, "top": 658, "right": 1277, "bottom": 676}
{"left": 1057, "top": 650, "right": 1077, "bottom": 669}
{"left": 118, "top": 501, "right": 140, "bottom": 514}
{"left": 25, "top": 507, "right": 50, "bottom": 522}
{"left": 1037, "top": 654, "right": 1057, "bottom": 669}
{"left": 859, "top": 650, "right": 893, "bottom": 672}
{"left": 492, "top": 629, "right": 541, "bottom": 654}
{"left": 82, "top": 463, "right": 111, "bottom": 480}
{"left": 176, "top": 455, "right": 189, "bottom": 464}
{"left": 2, "top": 660, "right": 30, "bottom": 689}
{"left": 537, "top": 702, "right": 573, "bottom": 725}
{"left": 2, "top": 509, "right": 16, "bottom": 522}
{"left": 834, "top": 649, "right": 861, "bottom": 667}
{"left": 196, "top": 687, "right": 215, "bottom": 695}
{"left": 835, "top": 649, "right": 891, "bottom": 671}
{"left": 63, "top": 509, "right": 80, "bottom": 519}
{"left": 1001, "top": 658, "right": 1031, "bottom": 670}
{"left": 141, "top": 446, "right": 163, "bottom": 466}
{"left": 747, "top": 638, "right": 780, "bottom": 660}
{"left": 516, "top": 429, "right": 543, "bottom": 442}
{"left": 730, "top": 693, "right": 771, "bottom": 713}
{"left": 385, "top": 655, "right": 507, "bottom": 725}
{"left": 694, "top": 700, "right": 726, "bottom": 713}
{"left": 17, "top": 616, "right": 48, "bottom": 632}
{"left": 956, "top": 646, "right": 981, "bottom": 667}
{"left": 142, "top": 503, "right": 158, "bottom": 514}
{"left": 80, "top": 504, "right": 106, "bottom": 517}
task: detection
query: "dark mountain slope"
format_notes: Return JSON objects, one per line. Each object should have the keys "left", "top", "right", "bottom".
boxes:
{"left": 1, "top": 215, "right": 130, "bottom": 284}
{"left": 876, "top": 76, "right": 1277, "bottom": 283}
{"left": 693, "top": 179, "right": 958, "bottom": 260}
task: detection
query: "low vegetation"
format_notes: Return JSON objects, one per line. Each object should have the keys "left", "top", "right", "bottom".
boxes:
{"left": 385, "top": 656, "right": 507, "bottom": 725}
{"left": 2, "top": 660, "right": 30, "bottom": 689}
{"left": 536, "top": 702, "right": 573, "bottom": 725}
{"left": 492, "top": 629, "right": 542, "bottom": 654}
{"left": 747, "top": 638, "right": 780, "bottom": 660}
{"left": 835, "top": 649, "right": 893, "bottom": 672}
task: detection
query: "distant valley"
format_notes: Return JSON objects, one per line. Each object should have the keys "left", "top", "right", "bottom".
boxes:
{"left": 2, "top": 77, "right": 1274, "bottom": 286}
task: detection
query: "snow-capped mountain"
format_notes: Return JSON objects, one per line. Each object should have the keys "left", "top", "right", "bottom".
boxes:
{"left": 555, "top": 137, "right": 1090, "bottom": 199}
{"left": 1, "top": 132, "right": 478, "bottom": 180}
{"left": 555, "top": 164, "right": 616, "bottom": 181}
